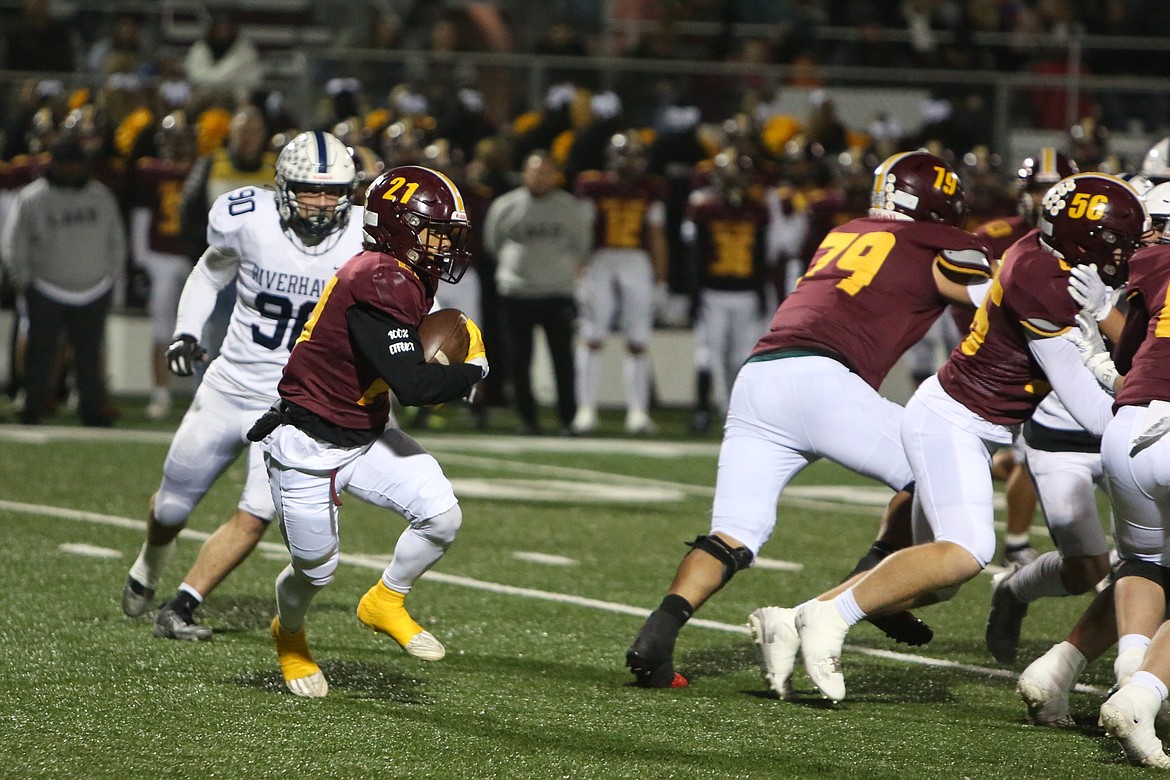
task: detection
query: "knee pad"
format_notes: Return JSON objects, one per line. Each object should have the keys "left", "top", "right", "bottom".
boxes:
{"left": 685, "top": 534, "right": 753, "bottom": 586}
{"left": 1115, "top": 558, "right": 1166, "bottom": 587}
{"left": 417, "top": 504, "right": 462, "bottom": 548}
{"left": 152, "top": 491, "right": 194, "bottom": 528}
{"left": 295, "top": 550, "right": 339, "bottom": 588}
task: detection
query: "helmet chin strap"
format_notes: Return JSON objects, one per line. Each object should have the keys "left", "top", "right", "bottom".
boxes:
{"left": 281, "top": 219, "right": 345, "bottom": 255}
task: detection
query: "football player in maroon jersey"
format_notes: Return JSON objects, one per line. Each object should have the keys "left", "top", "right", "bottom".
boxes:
{"left": 571, "top": 130, "right": 670, "bottom": 435}
{"left": 1088, "top": 192, "right": 1170, "bottom": 766}
{"left": 130, "top": 111, "right": 197, "bottom": 420}
{"left": 976, "top": 149, "right": 1079, "bottom": 571}
{"left": 782, "top": 173, "right": 1149, "bottom": 704}
{"left": 1016, "top": 183, "right": 1170, "bottom": 730}
{"left": 682, "top": 149, "right": 771, "bottom": 434}
{"left": 249, "top": 165, "right": 488, "bottom": 697}
{"left": 625, "top": 151, "right": 994, "bottom": 689}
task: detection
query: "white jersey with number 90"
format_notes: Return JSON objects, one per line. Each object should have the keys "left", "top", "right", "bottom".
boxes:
{"left": 177, "top": 186, "right": 364, "bottom": 404}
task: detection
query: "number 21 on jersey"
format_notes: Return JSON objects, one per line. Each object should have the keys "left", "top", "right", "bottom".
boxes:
{"left": 802, "top": 231, "right": 897, "bottom": 295}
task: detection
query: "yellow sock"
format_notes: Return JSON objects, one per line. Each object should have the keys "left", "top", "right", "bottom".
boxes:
{"left": 271, "top": 616, "right": 321, "bottom": 682}
{"left": 356, "top": 580, "right": 424, "bottom": 648}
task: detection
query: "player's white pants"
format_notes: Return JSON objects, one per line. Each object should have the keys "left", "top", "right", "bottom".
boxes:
{"left": 139, "top": 249, "right": 190, "bottom": 344}
{"left": 577, "top": 249, "right": 654, "bottom": 347}
{"left": 900, "top": 375, "right": 1014, "bottom": 567}
{"left": 437, "top": 266, "right": 482, "bottom": 325}
{"left": 710, "top": 356, "right": 913, "bottom": 555}
{"left": 693, "top": 289, "right": 763, "bottom": 408}
{"left": 265, "top": 425, "right": 459, "bottom": 584}
{"left": 1102, "top": 404, "right": 1170, "bottom": 565}
{"left": 153, "top": 381, "right": 276, "bottom": 527}
{"left": 1024, "top": 444, "right": 1109, "bottom": 558}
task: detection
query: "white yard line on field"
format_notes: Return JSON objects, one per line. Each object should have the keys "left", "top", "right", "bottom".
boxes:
{"left": 2, "top": 498, "right": 1105, "bottom": 696}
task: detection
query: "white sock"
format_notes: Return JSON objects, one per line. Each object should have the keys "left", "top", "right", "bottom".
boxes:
{"left": 275, "top": 564, "right": 321, "bottom": 634}
{"left": 150, "top": 386, "right": 170, "bottom": 404}
{"left": 1007, "top": 551, "right": 1068, "bottom": 602}
{"left": 383, "top": 528, "right": 446, "bottom": 593}
{"left": 1120, "top": 633, "right": 1153, "bottom": 654}
{"left": 177, "top": 582, "right": 205, "bottom": 603}
{"left": 1132, "top": 671, "right": 1170, "bottom": 701}
{"left": 575, "top": 344, "right": 600, "bottom": 410}
{"left": 128, "top": 539, "right": 176, "bottom": 589}
{"left": 623, "top": 352, "right": 651, "bottom": 415}
{"left": 832, "top": 588, "right": 867, "bottom": 625}
{"left": 1004, "top": 532, "right": 1030, "bottom": 548}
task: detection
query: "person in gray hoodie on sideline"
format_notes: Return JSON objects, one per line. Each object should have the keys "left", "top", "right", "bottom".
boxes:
{"left": 1, "top": 136, "right": 125, "bottom": 426}
{"left": 483, "top": 151, "right": 592, "bottom": 434}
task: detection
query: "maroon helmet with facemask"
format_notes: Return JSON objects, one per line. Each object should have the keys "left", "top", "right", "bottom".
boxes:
{"left": 1037, "top": 173, "right": 1149, "bottom": 286}
{"left": 362, "top": 165, "right": 472, "bottom": 284}
{"left": 870, "top": 151, "right": 968, "bottom": 227}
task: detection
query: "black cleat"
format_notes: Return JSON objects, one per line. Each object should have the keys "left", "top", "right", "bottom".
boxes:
{"left": 626, "top": 611, "right": 688, "bottom": 688}
{"left": 153, "top": 603, "right": 213, "bottom": 641}
{"left": 986, "top": 571, "right": 1028, "bottom": 663}
{"left": 121, "top": 576, "right": 155, "bottom": 618}
{"left": 866, "top": 610, "right": 934, "bottom": 646}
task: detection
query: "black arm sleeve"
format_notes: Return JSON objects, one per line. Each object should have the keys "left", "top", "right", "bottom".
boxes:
{"left": 347, "top": 305, "right": 483, "bottom": 408}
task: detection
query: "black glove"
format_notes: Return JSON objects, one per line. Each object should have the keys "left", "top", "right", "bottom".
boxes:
{"left": 166, "top": 334, "right": 207, "bottom": 377}
{"left": 246, "top": 401, "right": 286, "bottom": 442}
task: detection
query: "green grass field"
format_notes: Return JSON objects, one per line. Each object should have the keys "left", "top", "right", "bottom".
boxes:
{"left": 0, "top": 400, "right": 1139, "bottom": 779}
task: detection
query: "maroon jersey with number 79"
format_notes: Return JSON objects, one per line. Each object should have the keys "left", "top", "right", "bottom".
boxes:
{"left": 751, "top": 217, "right": 992, "bottom": 389}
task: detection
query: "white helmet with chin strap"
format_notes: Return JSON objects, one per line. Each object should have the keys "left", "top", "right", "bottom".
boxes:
{"left": 1142, "top": 181, "right": 1170, "bottom": 244}
{"left": 275, "top": 130, "right": 356, "bottom": 240}
{"left": 1140, "top": 137, "right": 1170, "bottom": 185}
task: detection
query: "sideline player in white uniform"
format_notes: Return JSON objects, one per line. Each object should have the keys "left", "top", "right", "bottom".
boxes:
{"left": 121, "top": 131, "right": 362, "bottom": 640}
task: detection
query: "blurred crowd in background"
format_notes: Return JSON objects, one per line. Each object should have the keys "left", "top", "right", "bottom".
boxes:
{"left": 2, "top": 0, "right": 1170, "bottom": 429}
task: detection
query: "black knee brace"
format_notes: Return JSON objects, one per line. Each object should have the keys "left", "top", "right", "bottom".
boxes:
{"left": 1115, "top": 558, "right": 1166, "bottom": 587}
{"left": 685, "top": 534, "right": 753, "bottom": 585}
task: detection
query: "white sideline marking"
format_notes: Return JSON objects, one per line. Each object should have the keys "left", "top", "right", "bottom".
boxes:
{"left": 753, "top": 557, "right": 804, "bottom": 572}
{"left": 450, "top": 478, "right": 685, "bottom": 504}
{"left": 59, "top": 543, "right": 122, "bottom": 559}
{"left": 0, "top": 424, "right": 1020, "bottom": 518}
{"left": 1, "top": 498, "right": 1104, "bottom": 695}
{"left": 512, "top": 551, "right": 578, "bottom": 566}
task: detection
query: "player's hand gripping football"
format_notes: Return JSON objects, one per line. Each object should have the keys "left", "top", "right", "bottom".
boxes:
{"left": 166, "top": 334, "right": 208, "bottom": 377}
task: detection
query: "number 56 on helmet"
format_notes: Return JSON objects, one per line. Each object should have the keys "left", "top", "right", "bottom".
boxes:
{"left": 362, "top": 165, "right": 473, "bottom": 284}
{"left": 1037, "top": 173, "right": 1150, "bottom": 286}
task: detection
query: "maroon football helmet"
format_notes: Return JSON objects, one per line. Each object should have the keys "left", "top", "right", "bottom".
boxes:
{"left": 362, "top": 165, "right": 472, "bottom": 284}
{"left": 870, "top": 151, "right": 968, "bottom": 227}
{"left": 1037, "top": 173, "right": 1150, "bottom": 285}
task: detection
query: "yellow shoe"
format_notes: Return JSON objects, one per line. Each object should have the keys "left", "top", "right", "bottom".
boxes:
{"left": 356, "top": 581, "right": 446, "bottom": 661}
{"left": 271, "top": 616, "right": 329, "bottom": 698}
